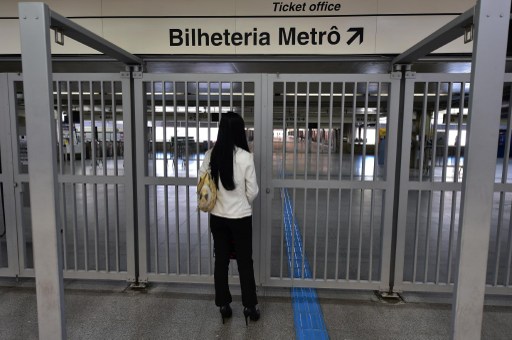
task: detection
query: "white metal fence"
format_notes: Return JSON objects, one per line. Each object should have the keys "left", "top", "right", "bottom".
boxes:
{"left": 2, "top": 71, "right": 512, "bottom": 295}
{"left": 134, "top": 74, "right": 262, "bottom": 283}
{"left": 262, "top": 74, "right": 400, "bottom": 290}
{"left": 0, "top": 73, "right": 136, "bottom": 281}
{"left": 394, "top": 73, "right": 512, "bottom": 294}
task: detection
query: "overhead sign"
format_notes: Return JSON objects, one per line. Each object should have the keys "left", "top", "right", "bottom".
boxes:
{"left": 164, "top": 2, "right": 370, "bottom": 53}
{"left": 0, "top": 0, "right": 475, "bottom": 55}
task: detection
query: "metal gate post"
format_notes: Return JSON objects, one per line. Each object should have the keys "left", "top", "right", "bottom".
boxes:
{"left": 0, "top": 74, "right": 19, "bottom": 277}
{"left": 259, "top": 74, "right": 270, "bottom": 285}
{"left": 390, "top": 66, "right": 413, "bottom": 294}
{"left": 380, "top": 68, "right": 404, "bottom": 295}
{"left": 133, "top": 73, "right": 148, "bottom": 284}
{"left": 18, "top": 3, "right": 66, "bottom": 339}
{"left": 124, "top": 67, "right": 141, "bottom": 286}
{"left": 451, "top": 0, "right": 511, "bottom": 339}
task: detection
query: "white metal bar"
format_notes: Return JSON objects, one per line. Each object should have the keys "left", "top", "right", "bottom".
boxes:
{"left": 60, "top": 180, "right": 68, "bottom": 270}
{"left": 340, "top": 83, "right": 346, "bottom": 179}
{"left": 67, "top": 82, "right": 76, "bottom": 175}
{"left": 134, "top": 76, "right": 149, "bottom": 282}
{"left": 79, "top": 82, "right": 86, "bottom": 177}
{"left": 292, "top": 82, "right": 298, "bottom": 280}
{"left": 327, "top": 82, "right": 333, "bottom": 181}
{"left": 316, "top": 84, "right": 321, "bottom": 179}
{"left": 350, "top": 83, "right": 357, "bottom": 180}
{"left": 435, "top": 190, "right": 444, "bottom": 284}
{"left": 174, "top": 85, "right": 181, "bottom": 275}
{"left": 207, "top": 82, "right": 213, "bottom": 276}
{"left": 313, "top": 84, "right": 321, "bottom": 279}
{"left": 293, "top": 82, "right": 298, "bottom": 181}
{"left": 452, "top": 0, "right": 511, "bottom": 338}
{"left": 57, "top": 83, "right": 64, "bottom": 175}
{"left": 241, "top": 82, "right": 246, "bottom": 119}
{"left": 195, "top": 83, "right": 201, "bottom": 275}
{"left": 91, "top": 81, "right": 97, "bottom": 176}
{"left": 71, "top": 184, "right": 78, "bottom": 270}
{"left": 505, "top": 195, "right": 512, "bottom": 286}
{"left": 110, "top": 84, "right": 120, "bottom": 272}
{"left": 362, "top": 82, "right": 369, "bottom": 180}
{"left": 423, "top": 191, "right": 433, "bottom": 282}
{"left": 324, "top": 83, "right": 334, "bottom": 280}
{"left": 301, "top": 188, "right": 308, "bottom": 279}
{"left": 392, "top": 6, "right": 474, "bottom": 65}
{"left": 412, "top": 192, "right": 421, "bottom": 282}
{"left": 151, "top": 81, "right": 156, "bottom": 178}
{"left": 419, "top": 83, "right": 428, "bottom": 182}
{"left": 454, "top": 82, "right": 466, "bottom": 183}
{"left": 447, "top": 191, "right": 457, "bottom": 284}
{"left": 56, "top": 85, "right": 69, "bottom": 271}
{"left": 163, "top": 84, "right": 170, "bottom": 274}
{"left": 114, "top": 183, "right": 120, "bottom": 272}
{"left": 305, "top": 82, "right": 310, "bottom": 181}
{"left": 444, "top": 84, "right": 453, "bottom": 181}
{"left": 357, "top": 189, "right": 364, "bottom": 281}
{"left": 346, "top": 189, "right": 353, "bottom": 279}
{"left": 379, "top": 73, "right": 401, "bottom": 291}
{"left": 431, "top": 83, "right": 441, "bottom": 182}
{"left": 93, "top": 183, "right": 99, "bottom": 270}
{"left": 300, "top": 80, "right": 308, "bottom": 277}
{"left": 18, "top": 2, "right": 66, "bottom": 338}
{"left": 280, "top": 82, "right": 286, "bottom": 279}
{"left": 185, "top": 84, "right": 192, "bottom": 275}
{"left": 335, "top": 84, "right": 346, "bottom": 279}
{"left": 49, "top": 10, "right": 141, "bottom": 65}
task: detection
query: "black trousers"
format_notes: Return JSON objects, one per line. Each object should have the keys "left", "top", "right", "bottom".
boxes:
{"left": 210, "top": 214, "right": 258, "bottom": 308}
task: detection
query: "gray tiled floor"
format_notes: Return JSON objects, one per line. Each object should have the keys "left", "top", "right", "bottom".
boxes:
{"left": 1, "top": 280, "right": 512, "bottom": 340}
{"left": 4, "top": 144, "right": 512, "bottom": 339}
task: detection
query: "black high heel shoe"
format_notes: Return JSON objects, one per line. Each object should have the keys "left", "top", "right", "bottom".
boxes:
{"left": 220, "top": 304, "right": 232, "bottom": 324}
{"left": 243, "top": 306, "right": 260, "bottom": 326}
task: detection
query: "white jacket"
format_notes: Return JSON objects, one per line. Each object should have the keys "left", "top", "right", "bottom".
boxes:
{"left": 198, "top": 147, "right": 259, "bottom": 219}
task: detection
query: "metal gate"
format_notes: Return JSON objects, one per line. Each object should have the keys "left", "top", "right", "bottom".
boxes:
{"left": 261, "top": 74, "right": 401, "bottom": 289}
{"left": 5, "top": 70, "right": 512, "bottom": 295}
{"left": 134, "top": 74, "right": 262, "bottom": 283}
{"left": 0, "top": 73, "right": 136, "bottom": 281}
{"left": 394, "top": 72, "right": 512, "bottom": 295}
{"left": 487, "top": 73, "right": 512, "bottom": 294}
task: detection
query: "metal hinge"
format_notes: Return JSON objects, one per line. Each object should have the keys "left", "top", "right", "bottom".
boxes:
{"left": 390, "top": 71, "right": 402, "bottom": 80}
{"left": 405, "top": 71, "right": 416, "bottom": 79}
{"left": 120, "top": 65, "right": 144, "bottom": 79}
{"left": 464, "top": 24, "right": 474, "bottom": 44}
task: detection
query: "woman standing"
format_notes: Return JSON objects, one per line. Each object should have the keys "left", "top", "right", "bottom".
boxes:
{"left": 198, "top": 111, "right": 260, "bottom": 325}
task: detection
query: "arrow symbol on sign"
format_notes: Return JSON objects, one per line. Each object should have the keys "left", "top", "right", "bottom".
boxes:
{"left": 347, "top": 27, "right": 364, "bottom": 45}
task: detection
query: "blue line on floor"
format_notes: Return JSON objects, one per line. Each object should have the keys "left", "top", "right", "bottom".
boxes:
{"left": 281, "top": 188, "right": 330, "bottom": 340}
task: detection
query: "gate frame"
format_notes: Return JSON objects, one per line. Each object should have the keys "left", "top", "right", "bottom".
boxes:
{"left": 18, "top": 2, "right": 142, "bottom": 338}
{"left": 134, "top": 73, "right": 264, "bottom": 284}
{"left": 393, "top": 72, "right": 471, "bottom": 294}
{"left": 261, "top": 73, "right": 401, "bottom": 292}
{"left": 3, "top": 73, "right": 138, "bottom": 281}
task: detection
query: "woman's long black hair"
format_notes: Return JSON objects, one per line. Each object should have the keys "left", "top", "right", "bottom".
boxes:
{"left": 210, "top": 111, "right": 250, "bottom": 190}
